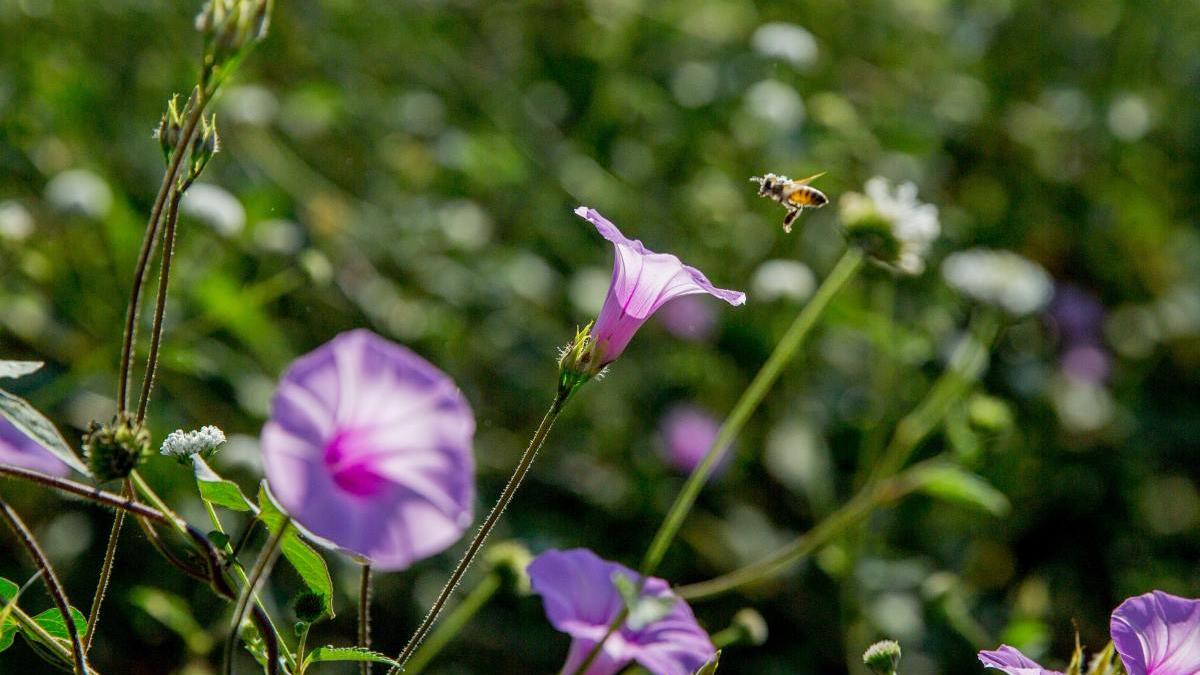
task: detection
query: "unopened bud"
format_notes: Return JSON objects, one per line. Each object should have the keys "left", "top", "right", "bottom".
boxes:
{"left": 157, "top": 94, "right": 187, "bottom": 163}
{"left": 484, "top": 540, "right": 533, "bottom": 595}
{"left": 863, "top": 639, "right": 902, "bottom": 675}
{"left": 967, "top": 393, "right": 1013, "bottom": 433}
{"left": 291, "top": 591, "right": 327, "bottom": 625}
{"left": 557, "top": 322, "right": 601, "bottom": 400}
{"left": 187, "top": 114, "right": 220, "bottom": 182}
{"left": 730, "top": 608, "right": 768, "bottom": 646}
{"left": 83, "top": 414, "right": 152, "bottom": 482}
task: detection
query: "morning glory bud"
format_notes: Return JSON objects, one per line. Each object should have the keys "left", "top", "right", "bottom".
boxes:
{"left": 863, "top": 639, "right": 902, "bottom": 675}
{"left": 187, "top": 114, "right": 221, "bottom": 182}
{"left": 157, "top": 94, "right": 187, "bottom": 163}
{"left": 83, "top": 415, "right": 152, "bottom": 482}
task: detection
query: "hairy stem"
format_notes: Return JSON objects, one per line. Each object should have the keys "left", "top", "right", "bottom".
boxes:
{"left": 391, "top": 392, "right": 568, "bottom": 672}
{"left": 136, "top": 187, "right": 184, "bottom": 424}
{"left": 0, "top": 499, "right": 90, "bottom": 674}
{"left": 359, "top": 563, "right": 372, "bottom": 675}
{"left": 403, "top": 572, "right": 501, "bottom": 675}
{"left": 224, "top": 517, "right": 289, "bottom": 675}
{"left": 83, "top": 482, "right": 130, "bottom": 653}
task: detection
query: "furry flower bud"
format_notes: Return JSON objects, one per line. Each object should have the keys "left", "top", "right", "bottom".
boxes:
{"left": 160, "top": 425, "right": 226, "bottom": 463}
{"left": 187, "top": 114, "right": 221, "bottom": 182}
{"left": 83, "top": 415, "right": 152, "bottom": 482}
{"left": 863, "top": 639, "right": 902, "bottom": 675}
{"left": 157, "top": 94, "right": 187, "bottom": 163}
{"left": 557, "top": 322, "right": 601, "bottom": 400}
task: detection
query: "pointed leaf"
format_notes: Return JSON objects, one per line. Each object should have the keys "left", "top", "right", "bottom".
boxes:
{"left": 694, "top": 650, "right": 721, "bottom": 675}
{"left": 612, "top": 572, "right": 674, "bottom": 631}
{"left": 28, "top": 605, "right": 87, "bottom": 643}
{"left": 0, "top": 361, "right": 43, "bottom": 379}
{"left": 0, "top": 388, "right": 89, "bottom": 475}
{"left": 303, "top": 646, "right": 400, "bottom": 669}
{"left": 0, "top": 577, "right": 19, "bottom": 653}
{"left": 913, "top": 465, "right": 1010, "bottom": 516}
{"left": 257, "top": 483, "right": 334, "bottom": 617}
{"left": 193, "top": 456, "right": 254, "bottom": 512}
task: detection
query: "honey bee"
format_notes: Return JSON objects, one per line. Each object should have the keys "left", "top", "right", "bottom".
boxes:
{"left": 750, "top": 172, "right": 829, "bottom": 232}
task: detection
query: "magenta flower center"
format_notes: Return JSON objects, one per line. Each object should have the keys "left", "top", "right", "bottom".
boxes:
{"left": 323, "top": 429, "right": 389, "bottom": 497}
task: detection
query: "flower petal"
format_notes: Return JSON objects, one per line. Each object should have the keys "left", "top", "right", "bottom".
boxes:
{"left": 1111, "top": 591, "right": 1200, "bottom": 675}
{"left": 978, "top": 645, "right": 1063, "bottom": 675}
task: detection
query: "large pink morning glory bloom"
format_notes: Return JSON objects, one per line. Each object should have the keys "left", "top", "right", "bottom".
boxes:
{"left": 0, "top": 417, "right": 69, "bottom": 476}
{"left": 1111, "top": 591, "right": 1200, "bottom": 675}
{"left": 575, "top": 207, "right": 745, "bottom": 366}
{"left": 261, "top": 329, "right": 475, "bottom": 571}
{"left": 978, "top": 645, "right": 1063, "bottom": 675}
{"left": 528, "top": 548, "right": 715, "bottom": 675}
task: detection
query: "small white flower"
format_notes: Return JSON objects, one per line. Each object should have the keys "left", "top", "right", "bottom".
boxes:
{"left": 942, "top": 248, "right": 1053, "bottom": 316}
{"left": 181, "top": 183, "right": 245, "bottom": 237}
{"left": 161, "top": 425, "right": 227, "bottom": 461}
{"left": 45, "top": 169, "right": 113, "bottom": 219}
{"left": 840, "top": 177, "right": 940, "bottom": 275}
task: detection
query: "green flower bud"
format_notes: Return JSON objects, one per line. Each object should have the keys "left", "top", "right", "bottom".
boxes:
{"left": 730, "top": 608, "right": 768, "bottom": 647}
{"left": 187, "top": 114, "right": 221, "bottom": 182}
{"left": 291, "top": 591, "right": 327, "bottom": 625}
{"left": 557, "top": 322, "right": 601, "bottom": 400}
{"left": 484, "top": 540, "right": 533, "bottom": 595}
{"left": 863, "top": 639, "right": 902, "bottom": 675}
{"left": 83, "top": 414, "right": 152, "bottom": 482}
{"left": 967, "top": 393, "right": 1014, "bottom": 433}
{"left": 157, "top": 94, "right": 187, "bottom": 164}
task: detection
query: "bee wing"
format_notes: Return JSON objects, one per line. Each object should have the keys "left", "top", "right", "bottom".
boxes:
{"left": 794, "top": 171, "right": 827, "bottom": 185}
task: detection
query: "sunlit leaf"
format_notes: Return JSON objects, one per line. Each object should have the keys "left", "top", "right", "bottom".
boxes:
{"left": 694, "top": 650, "right": 721, "bottom": 675}
{"left": 0, "top": 577, "right": 19, "bottom": 653}
{"left": 613, "top": 572, "right": 675, "bottom": 631}
{"left": 128, "top": 586, "right": 214, "bottom": 655}
{"left": 193, "top": 456, "right": 254, "bottom": 512}
{"left": 913, "top": 465, "right": 1010, "bottom": 516}
{"left": 257, "top": 483, "right": 334, "bottom": 617}
{"left": 0, "top": 389, "right": 90, "bottom": 475}
{"left": 0, "top": 361, "right": 43, "bottom": 379}
{"left": 303, "top": 646, "right": 399, "bottom": 669}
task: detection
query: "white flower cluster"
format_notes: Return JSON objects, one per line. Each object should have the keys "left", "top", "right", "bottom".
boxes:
{"left": 160, "top": 425, "right": 227, "bottom": 461}
{"left": 840, "top": 177, "right": 940, "bottom": 275}
{"left": 942, "top": 248, "right": 1053, "bottom": 316}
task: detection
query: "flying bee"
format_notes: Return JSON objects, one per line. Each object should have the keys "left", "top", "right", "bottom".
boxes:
{"left": 750, "top": 172, "right": 829, "bottom": 232}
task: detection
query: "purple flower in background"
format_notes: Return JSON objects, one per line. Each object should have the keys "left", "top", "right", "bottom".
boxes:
{"left": 657, "top": 295, "right": 718, "bottom": 342}
{"left": 528, "top": 548, "right": 716, "bottom": 675}
{"left": 261, "top": 329, "right": 475, "bottom": 571}
{"left": 575, "top": 207, "right": 745, "bottom": 366}
{"left": 659, "top": 405, "right": 728, "bottom": 478}
{"left": 1050, "top": 284, "right": 1106, "bottom": 346}
{"left": 1111, "top": 591, "right": 1200, "bottom": 675}
{"left": 978, "top": 645, "right": 1063, "bottom": 675}
{"left": 0, "top": 417, "right": 69, "bottom": 476}
{"left": 1061, "top": 344, "right": 1111, "bottom": 383}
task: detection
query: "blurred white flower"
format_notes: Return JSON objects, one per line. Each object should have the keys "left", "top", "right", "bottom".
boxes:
{"left": 751, "top": 22, "right": 818, "bottom": 69}
{"left": 942, "top": 248, "right": 1053, "bottom": 316}
{"left": 840, "top": 177, "right": 940, "bottom": 275}
{"left": 161, "top": 425, "right": 226, "bottom": 460}
{"left": 181, "top": 183, "right": 245, "bottom": 237}
{"left": 0, "top": 200, "right": 34, "bottom": 240}
{"left": 751, "top": 259, "right": 816, "bottom": 302}
{"left": 45, "top": 169, "right": 113, "bottom": 219}
{"left": 744, "top": 79, "right": 805, "bottom": 130}
{"left": 221, "top": 85, "right": 280, "bottom": 126}
{"left": 252, "top": 218, "right": 304, "bottom": 254}
{"left": 1107, "top": 94, "right": 1153, "bottom": 141}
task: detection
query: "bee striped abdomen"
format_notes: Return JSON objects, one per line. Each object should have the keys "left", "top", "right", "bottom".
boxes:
{"left": 750, "top": 171, "right": 830, "bottom": 232}
{"left": 785, "top": 185, "right": 829, "bottom": 208}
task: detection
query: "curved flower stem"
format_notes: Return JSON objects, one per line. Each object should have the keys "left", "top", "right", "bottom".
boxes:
{"left": 117, "top": 92, "right": 207, "bottom": 415}
{"left": 403, "top": 572, "right": 501, "bottom": 675}
{"left": 83, "top": 482, "right": 131, "bottom": 653}
{"left": 358, "top": 563, "right": 372, "bottom": 675}
{"left": 135, "top": 186, "right": 185, "bottom": 424}
{"left": 0, "top": 498, "right": 90, "bottom": 674}
{"left": 224, "top": 516, "right": 289, "bottom": 675}
{"left": 390, "top": 391, "right": 569, "bottom": 673}
{"left": 570, "top": 249, "right": 865, "bottom": 675}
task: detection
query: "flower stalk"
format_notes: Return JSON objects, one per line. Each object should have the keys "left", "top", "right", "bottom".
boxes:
{"left": 224, "top": 516, "right": 289, "bottom": 675}
{"left": 359, "top": 563, "right": 372, "bottom": 675}
{"left": 83, "top": 483, "right": 129, "bottom": 654}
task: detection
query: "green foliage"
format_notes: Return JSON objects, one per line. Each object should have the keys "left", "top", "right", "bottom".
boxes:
{"left": 128, "top": 586, "right": 214, "bottom": 655}
{"left": 911, "top": 464, "right": 1012, "bottom": 517}
{"left": 0, "top": 361, "right": 43, "bottom": 380}
{"left": 301, "top": 646, "right": 399, "bottom": 669}
{"left": 257, "top": 483, "right": 334, "bottom": 617}
{"left": 193, "top": 456, "right": 254, "bottom": 512}
{"left": 0, "top": 389, "right": 89, "bottom": 475}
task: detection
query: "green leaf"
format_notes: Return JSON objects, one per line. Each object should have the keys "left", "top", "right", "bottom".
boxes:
{"left": 913, "top": 464, "right": 1011, "bottom": 516}
{"left": 128, "top": 586, "right": 214, "bottom": 655}
{"left": 612, "top": 572, "right": 675, "bottom": 631}
{"left": 0, "top": 577, "right": 19, "bottom": 653}
{"left": 303, "top": 646, "right": 399, "bottom": 669}
{"left": 29, "top": 605, "right": 87, "bottom": 643}
{"left": 257, "top": 483, "right": 334, "bottom": 617}
{"left": 193, "top": 456, "right": 254, "bottom": 512}
{"left": 0, "top": 388, "right": 89, "bottom": 475}
{"left": 693, "top": 650, "right": 721, "bottom": 675}
{"left": 0, "top": 361, "right": 43, "bottom": 379}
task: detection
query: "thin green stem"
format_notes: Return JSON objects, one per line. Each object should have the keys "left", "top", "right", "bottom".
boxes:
{"left": 83, "top": 482, "right": 130, "bottom": 653}
{"left": 135, "top": 187, "right": 184, "bottom": 424}
{"left": 359, "top": 563, "right": 372, "bottom": 675}
{"left": 390, "top": 392, "right": 568, "bottom": 673}
{"left": 224, "top": 516, "right": 289, "bottom": 675}
{"left": 0, "top": 499, "right": 90, "bottom": 674}
{"left": 572, "top": 249, "right": 865, "bottom": 675}
{"left": 295, "top": 623, "right": 310, "bottom": 675}
{"left": 403, "top": 572, "right": 501, "bottom": 675}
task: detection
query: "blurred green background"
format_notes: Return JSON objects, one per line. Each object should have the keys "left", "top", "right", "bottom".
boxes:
{"left": 2, "top": 0, "right": 1200, "bottom": 672}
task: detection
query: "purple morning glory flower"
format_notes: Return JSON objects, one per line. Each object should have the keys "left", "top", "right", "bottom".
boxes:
{"left": 1111, "top": 590, "right": 1200, "bottom": 675}
{"left": 528, "top": 548, "right": 716, "bottom": 675}
{"left": 659, "top": 405, "right": 728, "bottom": 479}
{"left": 575, "top": 207, "right": 745, "bottom": 366}
{"left": 0, "top": 417, "right": 69, "bottom": 476}
{"left": 978, "top": 645, "right": 1063, "bottom": 675}
{"left": 261, "top": 329, "right": 475, "bottom": 571}
{"left": 1050, "top": 284, "right": 1106, "bottom": 346}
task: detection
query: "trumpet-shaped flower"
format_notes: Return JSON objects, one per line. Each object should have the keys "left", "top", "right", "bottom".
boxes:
{"left": 261, "top": 329, "right": 475, "bottom": 571}
{"left": 978, "top": 645, "right": 1063, "bottom": 675}
{"left": 573, "top": 207, "right": 745, "bottom": 368}
{"left": 0, "top": 417, "right": 69, "bottom": 476}
{"left": 1111, "top": 591, "right": 1200, "bottom": 675}
{"left": 528, "top": 548, "right": 716, "bottom": 675}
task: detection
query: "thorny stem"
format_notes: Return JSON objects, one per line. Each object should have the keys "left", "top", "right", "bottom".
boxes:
{"left": 117, "top": 91, "right": 207, "bottom": 415}
{"left": 359, "top": 563, "right": 372, "bottom": 675}
{"left": 83, "top": 482, "right": 130, "bottom": 653}
{"left": 136, "top": 187, "right": 185, "bottom": 424}
{"left": 0, "top": 499, "right": 90, "bottom": 674}
{"left": 390, "top": 392, "right": 569, "bottom": 673}
{"left": 403, "top": 572, "right": 501, "bottom": 675}
{"left": 225, "top": 516, "right": 289, "bottom": 675}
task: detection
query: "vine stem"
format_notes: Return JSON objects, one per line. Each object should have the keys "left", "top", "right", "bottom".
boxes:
{"left": 83, "top": 482, "right": 130, "bottom": 654}
{"left": 224, "top": 516, "right": 289, "bottom": 675}
{"left": 359, "top": 563, "right": 372, "bottom": 675}
{"left": 0, "top": 498, "right": 90, "bottom": 674}
{"left": 135, "top": 186, "right": 184, "bottom": 424}
{"left": 390, "top": 392, "right": 568, "bottom": 673}
{"left": 116, "top": 90, "right": 207, "bottom": 415}
{"left": 571, "top": 249, "right": 864, "bottom": 675}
